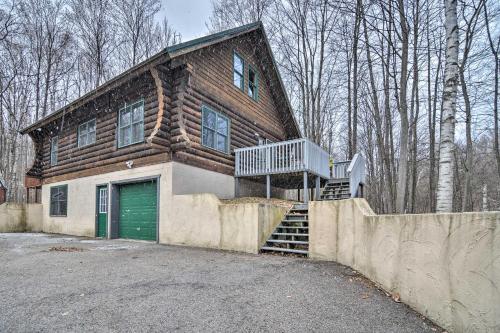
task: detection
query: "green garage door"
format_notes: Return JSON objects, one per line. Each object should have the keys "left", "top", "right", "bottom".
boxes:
{"left": 119, "top": 181, "right": 157, "bottom": 241}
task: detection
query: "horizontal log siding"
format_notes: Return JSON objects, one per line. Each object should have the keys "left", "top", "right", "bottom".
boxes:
{"left": 40, "top": 72, "right": 169, "bottom": 179}
{"left": 170, "top": 32, "right": 292, "bottom": 175}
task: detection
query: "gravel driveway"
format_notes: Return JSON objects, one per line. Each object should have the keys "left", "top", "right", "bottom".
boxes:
{"left": 0, "top": 233, "right": 442, "bottom": 332}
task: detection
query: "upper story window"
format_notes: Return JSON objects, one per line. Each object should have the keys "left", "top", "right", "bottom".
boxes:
{"left": 202, "top": 105, "right": 230, "bottom": 154}
{"left": 118, "top": 99, "right": 144, "bottom": 148}
{"left": 248, "top": 66, "right": 259, "bottom": 100}
{"left": 50, "top": 184, "right": 67, "bottom": 217}
{"left": 50, "top": 136, "right": 58, "bottom": 166}
{"left": 78, "top": 119, "right": 96, "bottom": 147}
{"left": 233, "top": 51, "right": 244, "bottom": 91}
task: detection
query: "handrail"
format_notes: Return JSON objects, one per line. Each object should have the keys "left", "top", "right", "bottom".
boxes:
{"left": 346, "top": 153, "right": 366, "bottom": 197}
{"left": 234, "top": 138, "right": 330, "bottom": 179}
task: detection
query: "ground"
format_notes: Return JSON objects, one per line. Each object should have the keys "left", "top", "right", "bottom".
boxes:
{"left": 0, "top": 233, "right": 442, "bottom": 332}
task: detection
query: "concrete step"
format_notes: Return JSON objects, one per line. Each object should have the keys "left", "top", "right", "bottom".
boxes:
{"left": 281, "top": 219, "right": 309, "bottom": 223}
{"left": 261, "top": 246, "right": 308, "bottom": 255}
{"left": 267, "top": 239, "right": 308, "bottom": 245}
{"left": 272, "top": 232, "right": 309, "bottom": 237}
{"left": 277, "top": 226, "right": 309, "bottom": 230}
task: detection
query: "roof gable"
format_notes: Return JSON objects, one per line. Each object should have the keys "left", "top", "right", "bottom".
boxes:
{"left": 21, "top": 22, "right": 300, "bottom": 138}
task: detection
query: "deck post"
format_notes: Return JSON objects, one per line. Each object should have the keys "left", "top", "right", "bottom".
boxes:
{"left": 303, "top": 171, "right": 308, "bottom": 204}
{"left": 235, "top": 177, "right": 240, "bottom": 198}
{"left": 315, "top": 176, "right": 320, "bottom": 200}
{"left": 266, "top": 174, "right": 271, "bottom": 199}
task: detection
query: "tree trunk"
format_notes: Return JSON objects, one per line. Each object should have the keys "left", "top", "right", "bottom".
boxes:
{"left": 350, "top": 0, "right": 361, "bottom": 158}
{"left": 436, "top": 0, "right": 459, "bottom": 212}
{"left": 395, "top": 0, "right": 410, "bottom": 213}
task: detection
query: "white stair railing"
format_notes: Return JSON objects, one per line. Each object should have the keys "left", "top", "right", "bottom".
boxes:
{"left": 346, "top": 153, "right": 366, "bottom": 198}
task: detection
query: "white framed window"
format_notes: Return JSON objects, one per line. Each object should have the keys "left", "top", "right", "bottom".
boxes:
{"left": 78, "top": 119, "right": 96, "bottom": 147}
{"left": 99, "top": 188, "right": 108, "bottom": 213}
{"left": 118, "top": 99, "right": 144, "bottom": 148}
{"left": 233, "top": 51, "right": 244, "bottom": 91}
{"left": 201, "top": 105, "right": 230, "bottom": 154}
{"left": 50, "top": 136, "right": 58, "bottom": 166}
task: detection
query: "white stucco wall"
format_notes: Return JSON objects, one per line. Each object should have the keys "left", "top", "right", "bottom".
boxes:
{"left": 41, "top": 163, "right": 173, "bottom": 237}
{"left": 172, "top": 162, "right": 235, "bottom": 199}
{"left": 0, "top": 203, "right": 43, "bottom": 232}
{"left": 309, "top": 199, "right": 500, "bottom": 333}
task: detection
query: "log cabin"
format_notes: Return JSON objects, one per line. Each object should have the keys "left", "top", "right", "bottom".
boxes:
{"left": 21, "top": 22, "right": 347, "bottom": 242}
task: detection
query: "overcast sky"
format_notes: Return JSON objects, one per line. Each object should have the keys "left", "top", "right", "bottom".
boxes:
{"left": 160, "top": 0, "right": 213, "bottom": 41}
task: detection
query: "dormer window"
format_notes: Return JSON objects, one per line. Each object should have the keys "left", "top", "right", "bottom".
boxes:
{"left": 233, "top": 51, "right": 244, "bottom": 91}
{"left": 248, "top": 66, "right": 258, "bottom": 100}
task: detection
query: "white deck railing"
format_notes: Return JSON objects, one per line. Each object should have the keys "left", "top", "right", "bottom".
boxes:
{"left": 234, "top": 138, "right": 330, "bottom": 179}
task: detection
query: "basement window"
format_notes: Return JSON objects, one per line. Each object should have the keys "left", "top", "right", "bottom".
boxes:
{"left": 50, "top": 136, "right": 58, "bottom": 166}
{"left": 50, "top": 185, "right": 67, "bottom": 217}
{"left": 248, "top": 66, "right": 259, "bottom": 101}
{"left": 202, "top": 105, "right": 230, "bottom": 154}
{"left": 118, "top": 100, "right": 144, "bottom": 148}
{"left": 78, "top": 119, "right": 96, "bottom": 147}
{"left": 233, "top": 51, "right": 244, "bottom": 91}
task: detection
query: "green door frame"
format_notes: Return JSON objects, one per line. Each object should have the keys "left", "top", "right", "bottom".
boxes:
{"left": 109, "top": 175, "right": 160, "bottom": 243}
{"left": 95, "top": 184, "right": 109, "bottom": 238}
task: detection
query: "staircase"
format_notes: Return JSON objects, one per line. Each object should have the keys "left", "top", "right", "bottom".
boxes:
{"left": 261, "top": 203, "right": 309, "bottom": 256}
{"left": 320, "top": 179, "right": 351, "bottom": 200}
{"left": 260, "top": 179, "right": 353, "bottom": 257}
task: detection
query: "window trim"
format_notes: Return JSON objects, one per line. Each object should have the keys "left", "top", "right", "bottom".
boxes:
{"left": 233, "top": 51, "right": 245, "bottom": 91}
{"left": 49, "top": 184, "right": 68, "bottom": 217}
{"left": 78, "top": 118, "right": 97, "bottom": 148}
{"left": 117, "top": 99, "right": 145, "bottom": 148}
{"left": 99, "top": 187, "right": 108, "bottom": 213}
{"left": 247, "top": 65, "right": 259, "bottom": 101}
{"left": 201, "top": 105, "right": 231, "bottom": 155}
{"left": 50, "top": 136, "right": 58, "bottom": 166}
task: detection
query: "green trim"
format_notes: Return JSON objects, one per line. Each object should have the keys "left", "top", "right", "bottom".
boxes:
{"left": 50, "top": 136, "right": 58, "bottom": 166}
{"left": 49, "top": 184, "right": 68, "bottom": 217}
{"left": 78, "top": 118, "right": 96, "bottom": 148}
{"left": 233, "top": 51, "right": 245, "bottom": 91}
{"left": 248, "top": 65, "right": 259, "bottom": 101}
{"left": 117, "top": 99, "right": 145, "bottom": 148}
{"left": 201, "top": 105, "right": 231, "bottom": 154}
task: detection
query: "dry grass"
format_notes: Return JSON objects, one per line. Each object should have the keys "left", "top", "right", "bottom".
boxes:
{"left": 221, "top": 197, "right": 297, "bottom": 208}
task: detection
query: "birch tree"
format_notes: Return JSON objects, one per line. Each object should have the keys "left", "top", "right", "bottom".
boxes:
{"left": 436, "top": 0, "right": 460, "bottom": 212}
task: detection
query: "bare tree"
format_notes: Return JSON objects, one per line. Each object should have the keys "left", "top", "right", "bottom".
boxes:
{"left": 69, "top": 0, "right": 115, "bottom": 89}
{"left": 436, "top": 0, "right": 460, "bottom": 212}
{"left": 112, "top": 0, "right": 161, "bottom": 67}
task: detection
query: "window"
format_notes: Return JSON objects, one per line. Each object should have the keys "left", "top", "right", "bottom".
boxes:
{"left": 233, "top": 51, "right": 244, "bottom": 91}
{"left": 99, "top": 188, "right": 108, "bottom": 213}
{"left": 118, "top": 100, "right": 144, "bottom": 148}
{"left": 248, "top": 66, "right": 259, "bottom": 100}
{"left": 202, "top": 105, "right": 230, "bottom": 154}
{"left": 50, "top": 136, "right": 58, "bottom": 166}
{"left": 78, "top": 119, "right": 96, "bottom": 147}
{"left": 50, "top": 185, "right": 67, "bottom": 216}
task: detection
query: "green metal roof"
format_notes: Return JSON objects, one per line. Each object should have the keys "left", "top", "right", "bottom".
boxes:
{"left": 165, "top": 22, "right": 262, "bottom": 55}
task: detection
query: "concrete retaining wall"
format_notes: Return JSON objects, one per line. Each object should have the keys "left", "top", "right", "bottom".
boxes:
{"left": 163, "top": 193, "right": 289, "bottom": 253}
{"left": 0, "top": 203, "right": 43, "bottom": 232}
{"left": 309, "top": 199, "right": 500, "bottom": 333}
